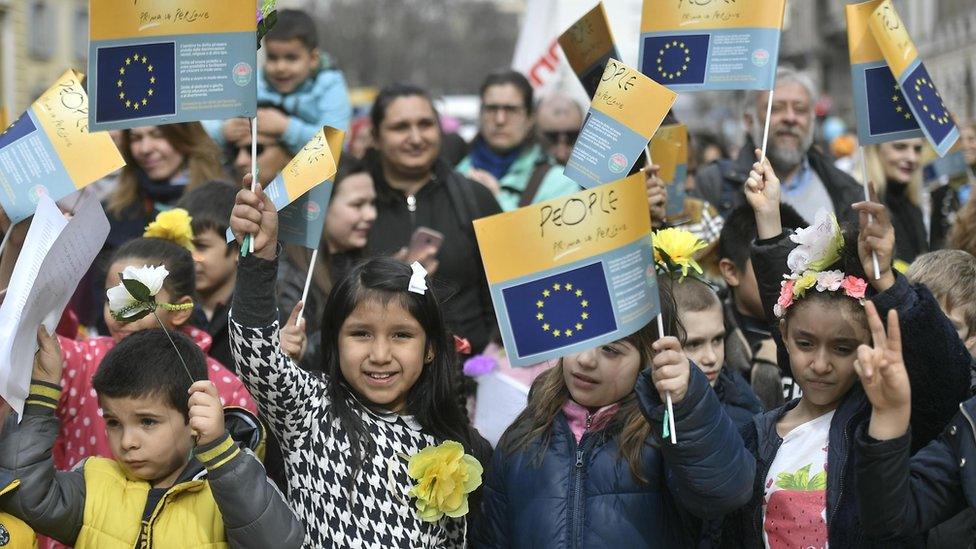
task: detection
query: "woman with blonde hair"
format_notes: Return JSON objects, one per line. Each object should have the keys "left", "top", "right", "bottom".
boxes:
{"left": 861, "top": 138, "right": 928, "bottom": 262}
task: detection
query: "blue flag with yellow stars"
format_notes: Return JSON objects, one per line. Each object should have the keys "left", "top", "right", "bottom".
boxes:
{"left": 503, "top": 263, "right": 617, "bottom": 358}
{"left": 94, "top": 43, "right": 176, "bottom": 125}
{"left": 862, "top": 66, "right": 921, "bottom": 141}
{"left": 901, "top": 64, "right": 956, "bottom": 152}
{"left": 641, "top": 35, "right": 709, "bottom": 87}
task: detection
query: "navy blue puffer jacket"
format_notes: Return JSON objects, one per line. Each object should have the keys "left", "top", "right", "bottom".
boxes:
{"left": 474, "top": 365, "right": 755, "bottom": 548}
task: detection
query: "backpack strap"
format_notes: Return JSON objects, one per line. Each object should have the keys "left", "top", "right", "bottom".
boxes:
{"left": 518, "top": 160, "right": 552, "bottom": 208}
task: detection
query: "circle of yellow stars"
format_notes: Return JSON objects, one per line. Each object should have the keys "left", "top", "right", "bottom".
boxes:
{"left": 913, "top": 77, "right": 949, "bottom": 125}
{"left": 890, "top": 84, "right": 914, "bottom": 121}
{"left": 116, "top": 53, "right": 156, "bottom": 112}
{"left": 656, "top": 40, "right": 690, "bottom": 81}
{"left": 536, "top": 282, "right": 587, "bottom": 338}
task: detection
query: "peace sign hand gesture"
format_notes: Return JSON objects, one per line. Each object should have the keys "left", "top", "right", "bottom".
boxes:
{"left": 854, "top": 301, "right": 911, "bottom": 441}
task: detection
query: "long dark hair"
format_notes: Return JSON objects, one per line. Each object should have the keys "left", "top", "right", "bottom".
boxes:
{"left": 320, "top": 257, "right": 487, "bottom": 474}
{"left": 499, "top": 282, "right": 682, "bottom": 484}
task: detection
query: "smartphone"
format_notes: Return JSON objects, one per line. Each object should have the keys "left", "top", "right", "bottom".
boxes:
{"left": 408, "top": 227, "right": 444, "bottom": 258}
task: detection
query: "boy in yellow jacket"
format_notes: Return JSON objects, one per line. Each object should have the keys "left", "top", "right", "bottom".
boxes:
{"left": 0, "top": 328, "right": 303, "bottom": 548}
{"left": 0, "top": 399, "right": 36, "bottom": 549}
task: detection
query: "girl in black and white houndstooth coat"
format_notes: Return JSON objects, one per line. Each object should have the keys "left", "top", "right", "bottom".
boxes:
{"left": 228, "top": 183, "right": 490, "bottom": 548}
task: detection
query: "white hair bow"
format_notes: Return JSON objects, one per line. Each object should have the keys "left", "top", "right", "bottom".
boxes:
{"left": 408, "top": 261, "right": 428, "bottom": 295}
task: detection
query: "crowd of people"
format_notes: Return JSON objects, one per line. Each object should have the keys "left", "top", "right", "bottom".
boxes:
{"left": 2, "top": 7, "right": 976, "bottom": 549}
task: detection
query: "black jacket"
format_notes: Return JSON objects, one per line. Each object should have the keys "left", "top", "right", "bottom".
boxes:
{"left": 475, "top": 366, "right": 755, "bottom": 548}
{"left": 884, "top": 180, "right": 928, "bottom": 263}
{"left": 714, "top": 369, "right": 763, "bottom": 429}
{"left": 856, "top": 397, "right": 976, "bottom": 541}
{"left": 693, "top": 142, "right": 864, "bottom": 224}
{"left": 364, "top": 151, "right": 502, "bottom": 352}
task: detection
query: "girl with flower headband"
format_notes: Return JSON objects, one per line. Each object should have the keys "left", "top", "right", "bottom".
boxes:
{"left": 51, "top": 208, "right": 256, "bottom": 475}
{"left": 228, "top": 178, "right": 490, "bottom": 547}
{"left": 718, "top": 151, "right": 972, "bottom": 548}
{"left": 476, "top": 277, "right": 755, "bottom": 547}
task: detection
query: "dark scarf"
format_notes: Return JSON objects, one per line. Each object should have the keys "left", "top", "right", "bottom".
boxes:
{"left": 135, "top": 166, "right": 188, "bottom": 204}
{"left": 467, "top": 137, "right": 521, "bottom": 180}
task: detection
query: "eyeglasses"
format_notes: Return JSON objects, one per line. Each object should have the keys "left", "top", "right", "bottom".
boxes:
{"left": 542, "top": 130, "right": 580, "bottom": 145}
{"left": 227, "top": 143, "right": 266, "bottom": 158}
{"left": 482, "top": 104, "right": 526, "bottom": 117}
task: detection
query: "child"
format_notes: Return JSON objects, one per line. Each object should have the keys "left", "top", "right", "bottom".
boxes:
{"left": 854, "top": 300, "right": 976, "bottom": 542}
{"left": 0, "top": 398, "right": 36, "bottom": 549}
{"left": 177, "top": 182, "right": 240, "bottom": 370}
{"left": 906, "top": 249, "right": 976, "bottom": 360}
{"left": 228, "top": 180, "right": 491, "bottom": 547}
{"left": 0, "top": 328, "right": 303, "bottom": 548}
{"left": 475, "top": 287, "right": 755, "bottom": 547}
{"left": 55, "top": 234, "right": 256, "bottom": 471}
{"left": 207, "top": 9, "right": 352, "bottom": 152}
{"left": 718, "top": 152, "right": 972, "bottom": 547}
{"left": 662, "top": 275, "right": 763, "bottom": 428}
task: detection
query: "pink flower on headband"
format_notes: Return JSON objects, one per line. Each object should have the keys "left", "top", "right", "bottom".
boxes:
{"left": 841, "top": 276, "right": 867, "bottom": 299}
{"left": 774, "top": 279, "right": 796, "bottom": 317}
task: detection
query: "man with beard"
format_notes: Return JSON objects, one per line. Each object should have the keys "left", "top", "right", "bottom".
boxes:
{"left": 693, "top": 67, "right": 862, "bottom": 224}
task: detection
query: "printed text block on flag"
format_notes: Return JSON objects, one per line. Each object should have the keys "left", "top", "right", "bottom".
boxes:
{"left": 650, "top": 123, "right": 688, "bottom": 217}
{"left": 474, "top": 173, "right": 660, "bottom": 367}
{"left": 868, "top": 0, "right": 959, "bottom": 156}
{"left": 558, "top": 3, "right": 620, "bottom": 99}
{"left": 564, "top": 59, "right": 676, "bottom": 189}
{"left": 638, "top": 0, "right": 786, "bottom": 91}
{"left": 0, "top": 71, "right": 124, "bottom": 224}
{"left": 277, "top": 127, "right": 345, "bottom": 250}
{"left": 846, "top": 1, "right": 923, "bottom": 145}
{"left": 88, "top": 0, "right": 257, "bottom": 131}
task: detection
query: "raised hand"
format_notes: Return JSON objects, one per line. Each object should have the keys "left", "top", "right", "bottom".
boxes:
{"left": 644, "top": 164, "right": 668, "bottom": 227}
{"left": 853, "top": 188, "right": 896, "bottom": 292}
{"left": 651, "top": 336, "right": 691, "bottom": 404}
{"left": 32, "top": 326, "right": 63, "bottom": 386}
{"left": 188, "top": 380, "right": 226, "bottom": 446}
{"left": 281, "top": 301, "right": 308, "bottom": 363}
{"left": 230, "top": 174, "right": 278, "bottom": 261}
{"left": 854, "top": 301, "right": 910, "bottom": 441}
{"left": 744, "top": 149, "right": 782, "bottom": 239}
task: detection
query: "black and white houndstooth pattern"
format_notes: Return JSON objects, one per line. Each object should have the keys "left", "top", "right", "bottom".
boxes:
{"left": 230, "top": 318, "right": 467, "bottom": 548}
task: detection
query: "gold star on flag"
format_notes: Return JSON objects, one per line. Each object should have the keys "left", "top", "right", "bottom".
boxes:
{"left": 536, "top": 313, "right": 544, "bottom": 320}
{"left": 125, "top": 57, "right": 131, "bottom": 65}
{"left": 133, "top": 103, "right": 140, "bottom": 110}
{"left": 905, "top": 113, "right": 912, "bottom": 119}
{"left": 141, "top": 56, "right": 148, "bottom": 63}
{"left": 118, "top": 92, "right": 124, "bottom": 99}
{"left": 147, "top": 65, "right": 153, "bottom": 72}
{"left": 565, "top": 283, "right": 573, "bottom": 291}
{"left": 892, "top": 95, "right": 899, "bottom": 102}
{"left": 575, "top": 323, "right": 583, "bottom": 331}
{"left": 581, "top": 312, "right": 589, "bottom": 320}
{"left": 923, "top": 105, "right": 929, "bottom": 112}
{"left": 542, "top": 289, "right": 550, "bottom": 298}
{"left": 148, "top": 89, "right": 154, "bottom": 96}
{"left": 565, "top": 329, "right": 573, "bottom": 337}
{"left": 542, "top": 323, "right": 550, "bottom": 331}
{"left": 119, "top": 67, "right": 125, "bottom": 75}
{"left": 536, "top": 300, "right": 544, "bottom": 308}
{"left": 553, "top": 283, "right": 561, "bottom": 291}
{"left": 575, "top": 290, "right": 583, "bottom": 297}
{"left": 150, "top": 76, "right": 156, "bottom": 84}
{"left": 895, "top": 106, "right": 903, "bottom": 112}
{"left": 125, "top": 100, "right": 131, "bottom": 108}
{"left": 141, "top": 98, "right": 147, "bottom": 106}
{"left": 580, "top": 300, "right": 588, "bottom": 308}
{"left": 117, "top": 80, "right": 123, "bottom": 88}
{"left": 553, "top": 330, "right": 561, "bottom": 337}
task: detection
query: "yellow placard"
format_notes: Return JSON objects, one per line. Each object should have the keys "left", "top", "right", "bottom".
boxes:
{"left": 650, "top": 124, "right": 688, "bottom": 183}
{"left": 323, "top": 126, "right": 345, "bottom": 167}
{"left": 31, "top": 70, "right": 125, "bottom": 190}
{"left": 474, "top": 173, "right": 650, "bottom": 284}
{"left": 91, "top": 0, "right": 256, "bottom": 41}
{"left": 281, "top": 128, "right": 339, "bottom": 201}
{"left": 592, "top": 59, "right": 677, "bottom": 138}
{"left": 558, "top": 3, "right": 616, "bottom": 74}
{"left": 640, "top": 0, "right": 785, "bottom": 32}
{"left": 868, "top": 0, "right": 918, "bottom": 77}
{"left": 846, "top": 1, "right": 885, "bottom": 64}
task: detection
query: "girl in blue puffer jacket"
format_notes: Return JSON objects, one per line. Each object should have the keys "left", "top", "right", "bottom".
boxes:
{"left": 474, "top": 285, "right": 756, "bottom": 548}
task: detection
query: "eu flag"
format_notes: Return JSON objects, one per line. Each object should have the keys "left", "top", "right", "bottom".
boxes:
{"left": 94, "top": 42, "right": 176, "bottom": 125}
{"left": 864, "top": 66, "right": 919, "bottom": 137}
{"left": 641, "top": 34, "right": 709, "bottom": 86}
{"left": 902, "top": 63, "right": 955, "bottom": 147}
{"left": 503, "top": 262, "right": 617, "bottom": 358}
{"left": 0, "top": 112, "right": 36, "bottom": 149}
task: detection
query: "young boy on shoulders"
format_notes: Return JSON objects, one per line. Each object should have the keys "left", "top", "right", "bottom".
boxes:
{"left": 0, "top": 328, "right": 303, "bottom": 549}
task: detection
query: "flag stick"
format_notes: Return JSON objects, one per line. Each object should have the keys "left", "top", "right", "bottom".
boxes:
{"left": 297, "top": 248, "right": 317, "bottom": 324}
{"left": 657, "top": 313, "right": 677, "bottom": 445}
{"left": 759, "top": 89, "right": 774, "bottom": 162}
{"left": 248, "top": 117, "right": 258, "bottom": 254}
{"left": 858, "top": 145, "right": 882, "bottom": 280}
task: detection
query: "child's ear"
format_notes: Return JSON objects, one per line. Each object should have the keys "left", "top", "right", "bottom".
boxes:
{"left": 718, "top": 258, "right": 740, "bottom": 287}
{"left": 424, "top": 342, "right": 435, "bottom": 364}
{"left": 170, "top": 296, "right": 195, "bottom": 327}
{"left": 310, "top": 47, "right": 321, "bottom": 66}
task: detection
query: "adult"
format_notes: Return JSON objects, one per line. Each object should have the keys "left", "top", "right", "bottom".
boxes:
{"left": 930, "top": 119, "right": 976, "bottom": 249}
{"left": 535, "top": 91, "right": 584, "bottom": 165}
{"left": 693, "top": 67, "right": 862, "bottom": 224}
{"left": 862, "top": 139, "right": 928, "bottom": 263}
{"left": 86, "top": 123, "right": 225, "bottom": 330}
{"left": 363, "top": 83, "right": 501, "bottom": 353}
{"left": 457, "top": 71, "right": 579, "bottom": 211}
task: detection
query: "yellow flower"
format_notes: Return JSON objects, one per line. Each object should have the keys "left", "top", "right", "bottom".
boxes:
{"left": 407, "top": 440, "right": 483, "bottom": 523}
{"left": 144, "top": 208, "right": 194, "bottom": 251}
{"left": 794, "top": 270, "right": 818, "bottom": 297}
{"left": 652, "top": 228, "right": 707, "bottom": 277}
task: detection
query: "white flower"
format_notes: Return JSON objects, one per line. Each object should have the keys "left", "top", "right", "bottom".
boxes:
{"left": 815, "top": 270, "right": 845, "bottom": 292}
{"left": 787, "top": 209, "right": 843, "bottom": 274}
{"left": 106, "top": 265, "right": 169, "bottom": 319}
{"left": 786, "top": 247, "right": 812, "bottom": 273}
